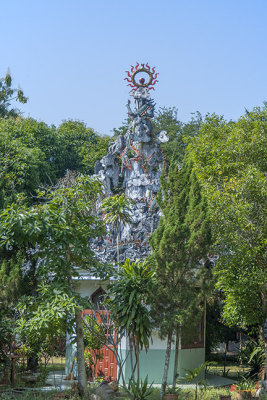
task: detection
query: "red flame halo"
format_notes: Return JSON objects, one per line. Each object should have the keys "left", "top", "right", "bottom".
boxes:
{"left": 125, "top": 63, "right": 159, "bottom": 89}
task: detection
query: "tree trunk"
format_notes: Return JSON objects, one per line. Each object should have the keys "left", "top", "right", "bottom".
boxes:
{"left": 223, "top": 342, "right": 227, "bottom": 376}
{"left": 262, "top": 284, "right": 267, "bottom": 382}
{"left": 263, "top": 319, "right": 267, "bottom": 381}
{"left": 172, "top": 327, "right": 181, "bottom": 387}
{"left": 264, "top": 336, "right": 267, "bottom": 381}
{"left": 27, "top": 353, "right": 38, "bottom": 372}
{"left": 75, "top": 308, "right": 88, "bottom": 398}
{"left": 134, "top": 338, "right": 140, "bottom": 382}
{"left": 161, "top": 329, "right": 173, "bottom": 398}
{"left": 129, "top": 337, "right": 137, "bottom": 382}
{"left": 116, "top": 233, "right": 120, "bottom": 263}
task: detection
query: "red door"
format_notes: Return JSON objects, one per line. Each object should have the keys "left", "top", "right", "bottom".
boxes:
{"left": 83, "top": 310, "right": 117, "bottom": 381}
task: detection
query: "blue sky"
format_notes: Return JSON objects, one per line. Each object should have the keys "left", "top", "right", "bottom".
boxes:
{"left": 1, "top": 0, "right": 267, "bottom": 135}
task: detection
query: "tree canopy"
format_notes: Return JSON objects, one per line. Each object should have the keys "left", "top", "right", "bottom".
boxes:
{"left": 0, "top": 71, "right": 28, "bottom": 118}
{"left": 189, "top": 108, "right": 267, "bottom": 330}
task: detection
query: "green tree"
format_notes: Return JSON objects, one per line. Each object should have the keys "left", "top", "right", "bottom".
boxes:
{"left": 0, "top": 174, "right": 107, "bottom": 397}
{"left": 205, "top": 295, "right": 240, "bottom": 375}
{"left": 56, "top": 120, "right": 110, "bottom": 176}
{"left": 149, "top": 159, "right": 212, "bottom": 396}
{"left": 0, "top": 118, "right": 62, "bottom": 207}
{"left": 101, "top": 194, "right": 133, "bottom": 263}
{"left": 0, "top": 117, "right": 110, "bottom": 208}
{"left": 0, "top": 70, "right": 27, "bottom": 118}
{"left": 108, "top": 258, "right": 153, "bottom": 382}
{"left": 154, "top": 107, "right": 202, "bottom": 165}
{"left": 189, "top": 106, "right": 267, "bottom": 378}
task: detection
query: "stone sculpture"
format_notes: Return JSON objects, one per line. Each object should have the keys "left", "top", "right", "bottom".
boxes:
{"left": 92, "top": 63, "right": 168, "bottom": 264}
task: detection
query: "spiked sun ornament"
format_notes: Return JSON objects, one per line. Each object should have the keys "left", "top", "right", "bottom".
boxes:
{"left": 124, "top": 63, "right": 159, "bottom": 91}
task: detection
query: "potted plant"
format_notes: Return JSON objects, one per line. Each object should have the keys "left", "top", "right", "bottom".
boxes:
{"left": 230, "top": 379, "right": 258, "bottom": 399}
{"left": 163, "top": 386, "right": 182, "bottom": 400}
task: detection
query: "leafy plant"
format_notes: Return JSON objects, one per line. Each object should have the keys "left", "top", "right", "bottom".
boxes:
{"left": 180, "top": 363, "right": 207, "bottom": 400}
{"left": 230, "top": 378, "right": 258, "bottom": 391}
{"left": 0, "top": 70, "right": 28, "bottom": 118}
{"left": 102, "top": 194, "right": 133, "bottom": 263}
{"left": 165, "top": 385, "right": 182, "bottom": 395}
{"left": 239, "top": 339, "right": 265, "bottom": 380}
{"left": 126, "top": 376, "right": 154, "bottom": 400}
{"left": 109, "top": 258, "right": 153, "bottom": 381}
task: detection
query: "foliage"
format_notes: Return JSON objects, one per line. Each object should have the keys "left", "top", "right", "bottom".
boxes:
{"left": 149, "top": 158, "right": 213, "bottom": 394}
{"left": 102, "top": 193, "right": 132, "bottom": 229}
{"left": 112, "top": 118, "right": 129, "bottom": 138}
{"left": 0, "top": 123, "right": 48, "bottom": 207}
{"left": 102, "top": 194, "right": 133, "bottom": 262}
{"left": 154, "top": 107, "right": 202, "bottom": 165}
{"left": 0, "top": 173, "right": 107, "bottom": 395}
{"left": 165, "top": 386, "right": 182, "bottom": 394}
{"left": 181, "top": 363, "right": 207, "bottom": 400}
{"left": 149, "top": 158, "right": 213, "bottom": 389}
{"left": 109, "top": 258, "right": 153, "bottom": 380}
{"left": 0, "top": 70, "right": 28, "bottom": 118}
{"left": 83, "top": 314, "right": 106, "bottom": 350}
{"left": 56, "top": 120, "right": 110, "bottom": 176}
{"left": 16, "top": 283, "right": 78, "bottom": 344}
{"left": 205, "top": 295, "right": 239, "bottom": 358}
{"left": 239, "top": 338, "right": 266, "bottom": 380}
{"left": 0, "top": 118, "right": 111, "bottom": 208}
{"left": 83, "top": 313, "right": 106, "bottom": 377}
{"left": 189, "top": 108, "right": 267, "bottom": 331}
{"left": 0, "top": 312, "right": 12, "bottom": 364}
{"left": 125, "top": 376, "right": 154, "bottom": 400}
{"left": 0, "top": 174, "right": 106, "bottom": 279}
{"left": 230, "top": 378, "right": 258, "bottom": 391}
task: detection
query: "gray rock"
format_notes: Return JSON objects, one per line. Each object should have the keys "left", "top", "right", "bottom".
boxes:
{"left": 92, "top": 78, "right": 168, "bottom": 264}
{"left": 95, "top": 383, "right": 116, "bottom": 400}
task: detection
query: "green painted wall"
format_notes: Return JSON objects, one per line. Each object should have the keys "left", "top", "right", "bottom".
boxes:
{"left": 120, "top": 347, "right": 205, "bottom": 384}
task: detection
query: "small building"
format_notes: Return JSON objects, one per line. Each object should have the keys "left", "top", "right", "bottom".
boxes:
{"left": 65, "top": 275, "right": 205, "bottom": 384}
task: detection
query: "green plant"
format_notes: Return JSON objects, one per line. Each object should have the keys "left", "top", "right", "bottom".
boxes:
{"left": 180, "top": 363, "right": 207, "bottom": 400}
{"left": 126, "top": 376, "right": 153, "bottom": 400}
{"left": 109, "top": 258, "right": 153, "bottom": 381}
{"left": 239, "top": 339, "right": 265, "bottom": 380}
{"left": 165, "top": 385, "right": 182, "bottom": 395}
{"left": 230, "top": 378, "right": 258, "bottom": 391}
{"left": 101, "top": 194, "right": 133, "bottom": 263}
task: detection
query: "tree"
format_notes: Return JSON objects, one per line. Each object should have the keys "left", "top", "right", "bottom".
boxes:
{"left": 0, "top": 174, "right": 107, "bottom": 396}
{"left": 189, "top": 106, "right": 267, "bottom": 379}
{"left": 108, "top": 258, "right": 153, "bottom": 382}
{"left": 56, "top": 120, "right": 110, "bottom": 176}
{"left": 205, "top": 294, "right": 240, "bottom": 375}
{"left": 0, "top": 70, "right": 27, "bottom": 118}
{"left": 0, "top": 118, "right": 111, "bottom": 208}
{"left": 101, "top": 194, "right": 133, "bottom": 263}
{"left": 149, "top": 159, "right": 212, "bottom": 396}
{"left": 154, "top": 107, "right": 202, "bottom": 165}
{"left": 0, "top": 117, "right": 62, "bottom": 207}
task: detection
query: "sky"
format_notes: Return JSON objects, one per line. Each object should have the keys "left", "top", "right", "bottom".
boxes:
{"left": 1, "top": 0, "right": 267, "bottom": 136}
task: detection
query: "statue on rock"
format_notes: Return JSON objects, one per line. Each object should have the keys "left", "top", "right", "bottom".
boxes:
{"left": 93, "top": 63, "right": 168, "bottom": 264}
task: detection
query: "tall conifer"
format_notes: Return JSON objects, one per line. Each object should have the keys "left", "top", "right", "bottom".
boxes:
{"left": 149, "top": 158, "right": 212, "bottom": 395}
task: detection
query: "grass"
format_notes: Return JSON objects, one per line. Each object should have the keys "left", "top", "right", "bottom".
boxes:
{"left": 206, "top": 360, "right": 250, "bottom": 379}
{"left": 41, "top": 356, "right": 66, "bottom": 372}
